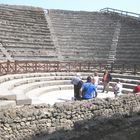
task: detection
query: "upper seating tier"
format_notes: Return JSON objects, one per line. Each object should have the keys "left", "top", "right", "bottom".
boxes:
{"left": 0, "top": 5, "right": 140, "bottom": 65}
{"left": 47, "top": 9, "right": 119, "bottom": 62}
{"left": 0, "top": 4, "right": 58, "bottom": 61}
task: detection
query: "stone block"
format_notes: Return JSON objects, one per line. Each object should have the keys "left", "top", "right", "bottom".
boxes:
{"left": 16, "top": 94, "right": 32, "bottom": 105}
{"left": 0, "top": 90, "right": 16, "bottom": 100}
{"left": 0, "top": 100, "right": 16, "bottom": 110}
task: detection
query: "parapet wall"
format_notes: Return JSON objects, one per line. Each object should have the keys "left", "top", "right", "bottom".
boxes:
{"left": 1, "top": 93, "right": 140, "bottom": 140}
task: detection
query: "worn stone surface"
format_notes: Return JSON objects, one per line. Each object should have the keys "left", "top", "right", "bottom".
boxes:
{"left": 0, "top": 93, "right": 140, "bottom": 140}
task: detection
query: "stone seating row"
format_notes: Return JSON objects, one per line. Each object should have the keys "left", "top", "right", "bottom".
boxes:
{"left": 49, "top": 9, "right": 140, "bottom": 63}
{"left": 0, "top": 5, "right": 45, "bottom": 23}
{"left": 48, "top": 10, "right": 117, "bottom": 62}
{"left": 0, "top": 72, "right": 76, "bottom": 106}
{"left": 0, "top": 79, "right": 74, "bottom": 105}
{"left": 0, "top": 72, "right": 139, "bottom": 106}
{"left": 0, "top": 72, "right": 139, "bottom": 89}
{"left": 0, "top": 4, "right": 57, "bottom": 61}
{"left": 115, "top": 22, "right": 140, "bottom": 63}
{"left": 0, "top": 72, "right": 76, "bottom": 83}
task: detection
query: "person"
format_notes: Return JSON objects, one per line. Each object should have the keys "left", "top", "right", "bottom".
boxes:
{"left": 102, "top": 70, "right": 112, "bottom": 93}
{"left": 91, "top": 74, "right": 99, "bottom": 97}
{"left": 80, "top": 76, "right": 96, "bottom": 100}
{"left": 133, "top": 81, "right": 140, "bottom": 93}
{"left": 92, "top": 72, "right": 100, "bottom": 89}
{"left": 113, "top": 79, "right": 122, "bottom": 97}
{"left": 71, "top": 73, "right": 83, "bottom": 100}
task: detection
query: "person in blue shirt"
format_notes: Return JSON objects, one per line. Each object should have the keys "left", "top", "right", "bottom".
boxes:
{"left": 80, "top": 76, "right": 96, "bottom": 99}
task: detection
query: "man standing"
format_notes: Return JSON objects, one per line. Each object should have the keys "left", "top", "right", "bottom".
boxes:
{"left": 80, "top": 76, "right": 96, "bottom": 100}
{"left": 71, "top": 73, "right": 83, "bottom": 100}
{"left": 102, "top": 70, "right": 112, "bottom": 93}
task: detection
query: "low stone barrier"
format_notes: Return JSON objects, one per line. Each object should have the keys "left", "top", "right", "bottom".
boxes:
{"left": 0, "top": 93, "right": 140, "bottom": 140}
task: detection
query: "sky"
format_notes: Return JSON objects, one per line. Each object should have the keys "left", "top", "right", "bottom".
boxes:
{"left": 0, "top": 0, "right": 140, "bottom": 14}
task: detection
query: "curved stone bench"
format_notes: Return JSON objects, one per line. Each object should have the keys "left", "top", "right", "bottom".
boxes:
{"left": 26, "top": 85, "right": 73, "bottom": 105}
{"left": 0, "top": 72, "right": 93, "bottom": 92}
{"left": 6, "top": 76, "right": 73, "bottom": 90}
{"left": 0, "top": 72, "right": 140, "bottom": 106}
{"left": 11, "top": 80, "right": 71, "bottom": 93}
{"left": 26, "top": 84, "right": 73, "bottom": 97}
{"left": 0, "top": 71, "right": 90, "bottom": 105}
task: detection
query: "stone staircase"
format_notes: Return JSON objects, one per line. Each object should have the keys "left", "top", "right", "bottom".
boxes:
{"left": 107, "top": 21, "right": 121, "bottom": 64}
{"left": 100, "top": 8, "right": 140, "bottom": 64}
{"left": 44, "top": 10, "right": 63, "bottom": 61}
{"left": 0, "top": 42, "right": 13, "bottom": 60}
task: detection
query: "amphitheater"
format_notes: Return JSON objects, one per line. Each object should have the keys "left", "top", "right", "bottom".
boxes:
{"left": 0, "top": 4, "right": 140, "bottom": 140}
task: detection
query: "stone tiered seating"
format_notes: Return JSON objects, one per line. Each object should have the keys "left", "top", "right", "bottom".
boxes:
{"left": 47, "top": 10, "right": 119, "bottom": 62}
{"left": 0, "top": 4, "right": 58, "bottom": 60}
{"left": 113, "top": 15, "right": 140, "bottom": 64}
{"left": 0, "top": 72, "right": 75, "bottom": 105}
{"left": 0, "top": 51, "right": 7, "bottom": 60}
{"left": 0, "top": 4, "right": 140, "bottom": 64}
{"left": 0, "top": 72, "right": 140, "bottom": 107}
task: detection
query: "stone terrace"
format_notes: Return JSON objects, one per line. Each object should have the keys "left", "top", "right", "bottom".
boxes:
{"left": 0, "top": 72, "right": 140, "bottom": 108}
{"left": 0, "top": 4, "right": 57, "bottom": 61}
{"left": 115, "top": 18, "right": 140, "bottom": 64}
{"left": 47, "top": 9, "right": 119, "bottom": 62}
{"left": 0, "top": 5, "right": 140, "bottom": 64}
{"left": 47, "top": 9, "right": 140, "bottom": 64}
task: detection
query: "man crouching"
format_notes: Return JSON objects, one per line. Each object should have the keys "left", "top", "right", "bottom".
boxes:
{"left": 80, "top": 76, "right": 96, "bottom": 100}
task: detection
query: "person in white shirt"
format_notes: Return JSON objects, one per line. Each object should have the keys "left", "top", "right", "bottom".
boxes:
{"left": 93, "top": 72, "right": 100, "bottom": 89}
{"left": 113, "top": 79, "right": 122, "bottom": 97}
{"left": 91, "top": 72, "right": 100, "bottom": 97}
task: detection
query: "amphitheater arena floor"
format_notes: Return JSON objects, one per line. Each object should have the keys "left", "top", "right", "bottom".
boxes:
{"left": 0, "top": 90, "right": 120, "bottom": 109}
{"left": 30, "top": 89, "right": 116, "bottom": 106}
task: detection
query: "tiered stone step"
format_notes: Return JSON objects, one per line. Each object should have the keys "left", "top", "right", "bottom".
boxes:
{"left": 115, "top": 20, "right": 140, "bottom": 64}
{"left": 0, "top": 100, "right": 16, "bottom": 110}
{"left": 0, "top": 72, "right": 139, "bottom": 106}
{"left": 48, "top": 10, "right": 119, "bottom": 62}
{"left": 0, "top": 72, "right": 77, "bottom": 105}
{"left": 0, "top": 4, "right": 58, "bottom": 61}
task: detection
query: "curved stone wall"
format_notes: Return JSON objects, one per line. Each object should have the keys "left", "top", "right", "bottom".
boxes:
{"left": 0, "top": 93, "right": 140, "bottom": 140}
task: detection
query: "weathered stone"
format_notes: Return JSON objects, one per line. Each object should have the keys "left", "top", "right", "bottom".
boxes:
{"left": 1, "top": 91, "right": 140, "bottom": 140}
{"left": 26, "top": 121, "right": 30, "bottom": 126}
{"left": 16, "top": 124, "right": 21, "bottom": 130}
{"left": 44, "top": 111, "right": 52, "bottom": 117}
{"left": 46, "top": 122, "right": 52, "bottom": 127}
{"left": 21, "top": 118, "right": 26, "bottom": 122}
{"left": 4, "top": 123, "right": 10, "bottom": 127}
{"left": 20, "top": 122, "right": 25, "bottom": 126}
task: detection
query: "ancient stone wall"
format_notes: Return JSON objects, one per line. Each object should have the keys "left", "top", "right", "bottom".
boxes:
{"left": 0, "top": 93, "right": 140, "bottom": 140}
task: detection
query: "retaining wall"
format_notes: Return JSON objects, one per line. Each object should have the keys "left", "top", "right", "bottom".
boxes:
{"left": 0, "top": 93, "right": 140, "bottom": 140}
